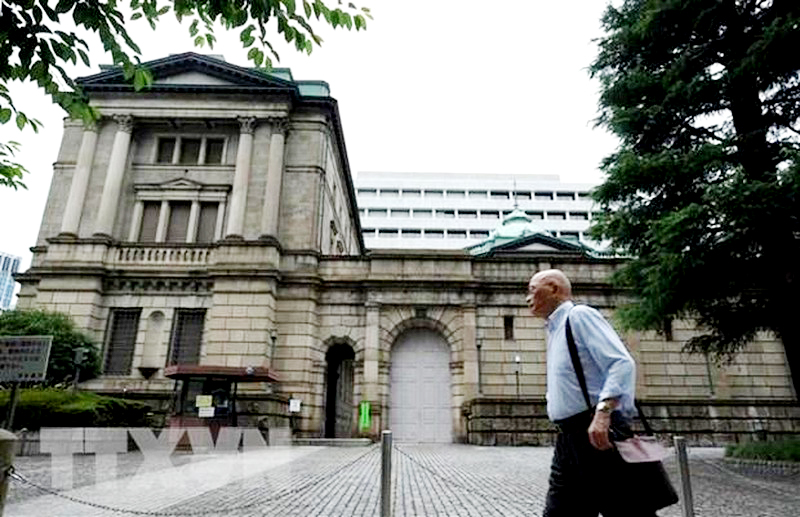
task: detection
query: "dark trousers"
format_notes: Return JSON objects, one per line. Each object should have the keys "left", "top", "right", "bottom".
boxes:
{"left": 543, "top": 411, "right": 658, "bottom": 517}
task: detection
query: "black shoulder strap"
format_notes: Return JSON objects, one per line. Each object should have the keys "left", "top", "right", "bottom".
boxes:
{"left": 565, "top": 314, "right": 592, "bottom": 411}
{"left": 567, "top": 309, "right": 655, "bottom": 434}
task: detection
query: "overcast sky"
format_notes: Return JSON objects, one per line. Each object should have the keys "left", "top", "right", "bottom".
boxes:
{"left": 0, "top": 1, "right": 618, "bottom": 277}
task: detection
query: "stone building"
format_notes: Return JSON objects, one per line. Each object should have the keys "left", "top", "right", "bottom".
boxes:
{"left": 17, "top": 53, "right": 799, "bottom": 444}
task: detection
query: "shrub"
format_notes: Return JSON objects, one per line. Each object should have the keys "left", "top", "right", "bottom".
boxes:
{"left": 0, "top": 310, "right": 101, "bottom": 385}
{"left": 726, "top": 439, "right": 800, "bottom": 462}
{"left": 0, "top": 388, "right": 151, "bottom": 430}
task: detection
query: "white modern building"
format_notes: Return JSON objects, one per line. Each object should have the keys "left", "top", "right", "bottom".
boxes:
{"left": 0, "top": 251, "right": 21, "bottom": 310}
{"left": 354, "top": 172, "right": 599, "bottom": 250}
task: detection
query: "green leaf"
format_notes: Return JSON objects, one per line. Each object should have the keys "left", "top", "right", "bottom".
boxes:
{"left": 189, "top": 20, "right": 199, "bottom": 37}
{"left": 16, "top": 112, "right": 28, "bottom": 131}
{"left": 158, "top": 6, "right": 170, "bottom": 15}
{"left": 304, "top": 1, "right": 312, "bottom": 18}
{"left": 194, "top": 35, "right": 205, "bottom": 47}
{"left": 133, "top": 69, "right": 145, "bottom": 90}
{"left": 354, "top": 14, "right": 365, "bottom": 30}
{"left": 206, "top": 34, "right": 215, "bottom": 49}
{"left": 240, "top": 25, "right": 255, "bottom": 43}
{"left": 131, "top": 13, "right": 142, "bottom": 20}
{"left": 0, "top": 109, "right": 11, "bottom": 124}
{"left": 78, "top": 49, "right": 90, "bottom": 67}
{"left": 54, "top": 0, "right": 75, "bottom": 14}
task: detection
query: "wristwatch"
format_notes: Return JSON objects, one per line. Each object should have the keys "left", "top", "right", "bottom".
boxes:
{"left": 596, "top": 399, "right": 615, "bottom": 414}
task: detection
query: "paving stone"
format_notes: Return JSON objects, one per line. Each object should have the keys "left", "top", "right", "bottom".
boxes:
{"left": 6, "top": 445, "right": 800, "bottom": 516}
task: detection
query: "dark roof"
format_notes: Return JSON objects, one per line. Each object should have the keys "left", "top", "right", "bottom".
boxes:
{"left": 164, "top": 364, "right": 279, "bottom": 382}
{"left": 77, "top": 52, "right": 299, "bottom": 94}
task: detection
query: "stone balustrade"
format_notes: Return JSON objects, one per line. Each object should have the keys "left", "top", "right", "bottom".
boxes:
{"left": 109, "top": 246, "right": 213, "bottom": 267}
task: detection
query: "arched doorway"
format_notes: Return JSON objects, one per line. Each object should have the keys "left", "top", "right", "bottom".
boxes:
{"left": 324, "top": 343, "right": 355, "bottom": 438}
{"left": 390, "top": 329, "right": 452, "bottom": 443}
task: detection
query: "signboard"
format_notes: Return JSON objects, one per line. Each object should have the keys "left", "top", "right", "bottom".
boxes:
{"left": 289, "top": 398, "right": 301, "bottom": 413}
{"left": 0, "top": 336, "right": 53, "bottom": 382}
{"left": 195, "top": 395, "right": 212, "bottom": 408}
{"left": 198, "top": 407, "right": 215, "bottom": 418}
{"left": 359, "top": 401, "right": 371, "bottom": 431}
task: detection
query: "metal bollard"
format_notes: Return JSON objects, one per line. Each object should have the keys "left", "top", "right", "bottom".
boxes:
{"left": 673, "top": 436, "right": 695, "bottom": 517}
{"left": 381, "top": 430, "right": 392, "bottom": 517}
{"left": 0, "top": 429, "right": 18, "bottom": 517}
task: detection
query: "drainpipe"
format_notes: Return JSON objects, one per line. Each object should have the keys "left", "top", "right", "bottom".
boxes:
{"left": 476, "top": 339, "right": 483, "bottom": 395}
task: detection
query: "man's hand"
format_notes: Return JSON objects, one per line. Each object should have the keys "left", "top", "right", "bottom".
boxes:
{"left": 588, "top": 411, "right": 612, "bottom": 450}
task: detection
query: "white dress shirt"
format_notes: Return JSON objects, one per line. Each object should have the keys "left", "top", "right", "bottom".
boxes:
{"left": 545, "top": 301, "right": 636, "bottom": 421}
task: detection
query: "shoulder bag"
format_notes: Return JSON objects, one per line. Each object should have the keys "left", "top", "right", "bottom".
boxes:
{"left": 566, "top": 315, "right": 679, "bottom": 512}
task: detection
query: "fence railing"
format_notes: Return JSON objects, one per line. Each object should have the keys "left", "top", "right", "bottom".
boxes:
{"left": 3, "top": 429, "right": 696, "bottom": 517}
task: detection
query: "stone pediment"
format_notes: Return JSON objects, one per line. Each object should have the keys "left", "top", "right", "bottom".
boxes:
{"left": 135, "top": 178, "right": 229, "bottom": 193}
{"left": 158, "top": 178, "right": 204, "bottom": 190}
{"left": 77, "top": 52, "right": 298, "bottom": 93}
{"left": 470, "top": 232, "right": 588, "bottom": 257}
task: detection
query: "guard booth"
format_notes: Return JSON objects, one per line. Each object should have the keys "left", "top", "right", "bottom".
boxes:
{"left": 164, "top": 365, "right": 279, "bottom": 432}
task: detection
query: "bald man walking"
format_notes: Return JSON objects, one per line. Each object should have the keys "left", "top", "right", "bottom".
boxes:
{"left": 527, "top": 269, "right": 654, "bottom": 517}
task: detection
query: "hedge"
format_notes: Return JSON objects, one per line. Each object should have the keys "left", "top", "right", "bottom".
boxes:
{"left": 726, "top": 439, "right": 800, "bottom": 462}
{"left": 0, "top": 388, "right": 152, "bottom": 430}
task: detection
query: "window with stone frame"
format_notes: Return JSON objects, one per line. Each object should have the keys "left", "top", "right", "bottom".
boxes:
{"left": 104, "top": 309, "right": 141, "bottom": 375}
{"left": 168, "top": 309, "right": 206, "bottom": 366}
{"left": 154, "top": 136, "right": 226, "bottom": 165}
{"left": 132, "top": 181, "right": 229, "bottom": 244}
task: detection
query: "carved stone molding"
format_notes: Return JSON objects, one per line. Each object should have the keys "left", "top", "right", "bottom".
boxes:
{"left": 103, "top": 277, "right": 213, "bottom": 294}
{"left": 113, "top": 114, "right": 134, "bottom": 133}
{"left": 268, "top": 117, "right": 290, "bottom": 137}
{"left": 238, "top": 116, "right": 257, "bottom": 135}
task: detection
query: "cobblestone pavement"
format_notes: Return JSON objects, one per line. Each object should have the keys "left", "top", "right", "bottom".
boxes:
{"left": 6, "top": 445, "right": 800, "bottom": 516}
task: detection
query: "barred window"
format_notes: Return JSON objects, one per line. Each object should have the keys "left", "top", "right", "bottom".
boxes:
{"left": 504, "top": 315, "right": 515, "bottom": 341}
{"left": 104, "top": 309, "right": 141, "bottom": 375}
{"left": 168, "top": 310, "right": 206, "bottom": 366}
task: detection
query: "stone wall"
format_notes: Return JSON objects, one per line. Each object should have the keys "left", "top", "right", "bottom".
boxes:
{"left": 463, "top": 398, "right": 800, "bottom": 446}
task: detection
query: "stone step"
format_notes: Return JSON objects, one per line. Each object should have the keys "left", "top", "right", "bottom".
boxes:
{"left": 293, "top": 438, "right": 373, "bottom": 447}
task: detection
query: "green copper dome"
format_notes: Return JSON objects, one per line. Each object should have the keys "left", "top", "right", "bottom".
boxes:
{"left": 467, "top": 208, "right": 555, "bottom": 255}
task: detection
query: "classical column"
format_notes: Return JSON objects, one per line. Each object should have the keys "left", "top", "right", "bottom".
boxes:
{"left": 94, "top": 115, "right": 133, "bottom": 237}
{"left": 461, "top": 304, "right": 480, "bottom": 400}
{"left": 259, "top": 117, "right": 289, "bottom": 239}
{"left": 128, "top": 201, "right": 144, "bottom": 242}
{"left": 363, "top": 302, "right": 380, "bottom": 404}
{"left": 61, "top": 121, "right": 99, "bottom": 236}
{"left": 155, "top": 200, "right": 169, "bottom": 242}
{"left": 186, "top": 200, "right": 200, "bottom": 243}
{"left": 214, "top": 200, "right": 226, "bottom": 240}
{"left": 225, "top": 117, "right": 256, "bottom": 238}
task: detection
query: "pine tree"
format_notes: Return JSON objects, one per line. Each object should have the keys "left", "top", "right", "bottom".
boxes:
{"left": 591, "top": 0, "right": 800, "bottom": 396}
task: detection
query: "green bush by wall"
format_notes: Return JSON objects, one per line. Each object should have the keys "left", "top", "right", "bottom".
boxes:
{"left": 726, "top": 439, "right": 800, "bottom": 462}
{"left": 0, "top": 388, "right": 152, "bottom": 430}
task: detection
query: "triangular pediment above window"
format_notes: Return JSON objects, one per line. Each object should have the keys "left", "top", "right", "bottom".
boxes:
{"left": 134, "top": 178, "right": 205, "bottom": 193}
{"left": 159, "top": 178, "right": 204, "bottom": 190}
{"left": 77, "top": 52, "right": 298, "bottom": 93}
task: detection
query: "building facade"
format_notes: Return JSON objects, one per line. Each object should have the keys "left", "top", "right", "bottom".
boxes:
{"left": 355, "top": 171, "right": 597, "bottom": 250}
{"left": 0, "top": 251, "right": 21, "bottom": 310}
{"left": 16, "top": 54, "right": 798, "bottom": 443}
